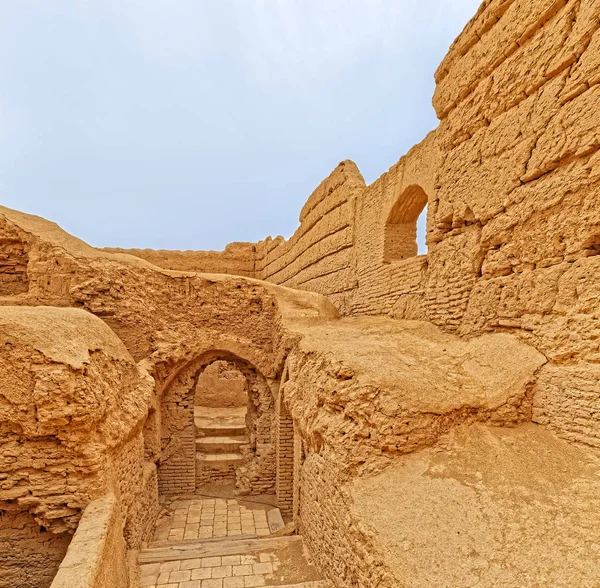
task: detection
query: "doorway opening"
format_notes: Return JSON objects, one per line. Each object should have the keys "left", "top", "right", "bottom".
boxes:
{"left": 194, "top": 360, "right": 249, "bottom": 488}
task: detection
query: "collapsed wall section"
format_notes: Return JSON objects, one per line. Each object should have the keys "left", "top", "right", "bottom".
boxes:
{"left": 0, "top": 238, "right": 29, "bottom": 296}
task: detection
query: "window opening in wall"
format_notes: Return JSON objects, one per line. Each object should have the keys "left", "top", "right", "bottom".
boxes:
{"left": 383, "top": 185, "right": 428, "bottom": 263}
{"left": 417, "top": 204, "right": 428, "bottom": 255}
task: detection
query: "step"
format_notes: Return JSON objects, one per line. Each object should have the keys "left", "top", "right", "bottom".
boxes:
{"left": 139, "top": 536, "right": 331, "bottom": 587}
{"left": 196, "top": 435, "right": 248, "bottom": 453}
{"left": 139, "top": 535, "right": 304, "bottom": 563}
{"left": 195, "top": 421, "right": 246, "bottom": 437}
{"left": 272, "top": 583, "right": 331, "bottom": 588}
{"left": 196, "top": 453, "right": 244, "bottom": 466}
{"left": 150, "top": 533, "right": 258, "bottom": 549}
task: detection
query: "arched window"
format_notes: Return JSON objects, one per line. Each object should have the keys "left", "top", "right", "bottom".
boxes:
{"left": 383, "top": 185, "right": 428, "bottom": 263}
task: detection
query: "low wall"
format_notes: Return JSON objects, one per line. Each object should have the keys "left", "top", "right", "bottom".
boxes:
{"left": 100, "top": 242, "right": 256, "bottom": 276}
{"left": 50, "top": 494, "right": 129, "bottom": 588}
{"left": 98, "top": 161, "right": 367, "bottom": 315}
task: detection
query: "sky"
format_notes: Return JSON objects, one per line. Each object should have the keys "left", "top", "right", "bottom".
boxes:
{"left": 0, "top": 0, "right": 481, "bottom": 254}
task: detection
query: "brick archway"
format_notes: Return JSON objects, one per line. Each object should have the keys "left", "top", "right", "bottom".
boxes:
{"left": 157, "top": 350, "right": 276, "bottom": 496}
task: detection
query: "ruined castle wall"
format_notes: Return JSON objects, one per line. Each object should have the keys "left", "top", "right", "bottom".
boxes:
{"left": 254, "top": 160, "right": 366, "bottom": 314}
{"left": 424, "top": 0, "right": 600, "bottom": 447}
{"left": 350, "top": 134, "right": 439, "bottom": 318}
{"left": 247, "top": 0, "right": 599, "bottom": 452}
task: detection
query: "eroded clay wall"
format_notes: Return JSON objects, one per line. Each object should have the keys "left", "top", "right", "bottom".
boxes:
{"left": 0, "top": 304, "right": 158, "bottom": 582}
{"left": 0, "top": 238, "right": 29, "bottom": 296}
{"left": 101, "top": 242, "right": 255, "bottom": 277}
{"left": 254, "top": 160, "right": 366, "bottom": 314}
{"left": 424, "top": 0, "right": 600, "bottom": 449}
{"left": 251, "top": 0, "right": 600, "bottom": 453}
{"left": 0, "top": 510, "right": 71, "bottom": 588}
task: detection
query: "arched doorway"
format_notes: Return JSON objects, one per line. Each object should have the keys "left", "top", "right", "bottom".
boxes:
{"left": 383, "top": 184, "right": 428, "bottom": 262}
{"left": 194, "top": 360, "right": 249, "bottom": 489}
{"left": 157, "top": 350, "right": 276, "bottom": 497}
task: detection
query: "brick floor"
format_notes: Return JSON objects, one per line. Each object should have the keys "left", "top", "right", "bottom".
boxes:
{"left": 154, "top": 498, "right": 271, "bottom": 542}
{"left": 143, "top": 497, "right": 329, "bottom": 588}
{"left": 140, "top": 553, "right": 279, "bottom": 588}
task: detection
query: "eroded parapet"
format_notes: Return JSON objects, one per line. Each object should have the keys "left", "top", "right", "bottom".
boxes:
{"left": 254, "top": 160, "right": 366, "bottom": 314}
{"left": 50, "top": 494, "right": 129, "bottom": 588}
{"left": 100, "top": 242, "right": 256, "bottom": 277}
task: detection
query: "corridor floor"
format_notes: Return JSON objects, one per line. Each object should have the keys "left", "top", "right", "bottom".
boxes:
{"left": 153, "top": 497, "right": 273, "bottom": 542}
{"left": 140, "top": 496, "right": 329, "bottom": 588}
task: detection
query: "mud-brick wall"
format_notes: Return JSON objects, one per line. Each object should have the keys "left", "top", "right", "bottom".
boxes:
{"left": 274, "top": 399, "right": 294, "bottom": 516}
{"left": 298, "top": 454, "right": 395, "bottom": 588}
{"left": 351, "top": 134, "right": 439, "bottom": 320}
{"left": 0, "top": 238, "right": 29, "bottom": 296}
{"left": 100, "top": 242, "right": 256, "bottom": 277}
{"left": 158, "top": 364, "right": 196, "bottom": 495}
{"left": 0, "top": 510, "right": 71, "bottom": 588}
{"left": 425, "top": 0, "right": 600, "bottom": 448}
{"left": 254, "top": 160, "right": 366, "bottom": 314}
{"left": 237, "top": 372, "right": 277, "bottom": 496}
{"left": 110, "top": 434, "right": 159, "bottom": 548}
{"left": 50, "top": 494, "right": 129, "bottom": 588}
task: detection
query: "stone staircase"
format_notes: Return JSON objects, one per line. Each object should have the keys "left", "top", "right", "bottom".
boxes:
{"left": 194, "top": 407, "right": 248, "bottom": 485}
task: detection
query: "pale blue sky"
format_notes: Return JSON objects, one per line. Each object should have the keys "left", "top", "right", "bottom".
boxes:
{"left": 0, "top": 1, "right": 481, "bottom": 253}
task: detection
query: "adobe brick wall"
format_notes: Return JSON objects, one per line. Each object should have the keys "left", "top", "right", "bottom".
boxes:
{"left": 0, "top": 510, "right": 71, "bottom": 588}
{"left": 100, "top": 242, "right": 256, "bottom": 277}
{"left": 275, "top": 398, "right": 294, "bottom": 516}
